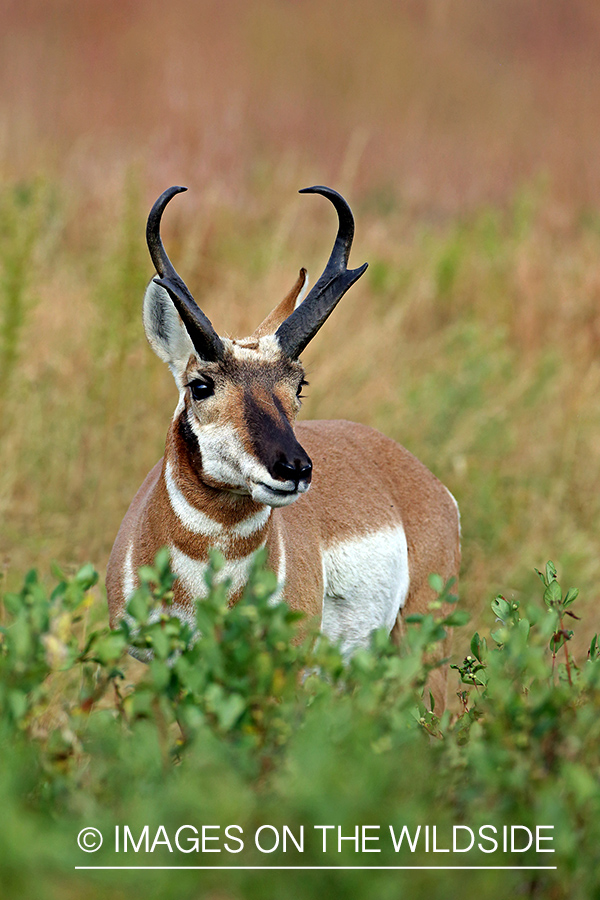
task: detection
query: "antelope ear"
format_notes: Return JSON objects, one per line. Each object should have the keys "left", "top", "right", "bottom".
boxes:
{"left": 250, "top": 268, "right": 309, "bottom": 340}
{"left": 143, "top": 279, "right": 195, "bottom": 377}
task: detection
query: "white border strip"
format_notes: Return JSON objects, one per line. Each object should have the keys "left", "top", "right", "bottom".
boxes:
{"left": 75, "top": 865, "right": 557, "bottom": 870}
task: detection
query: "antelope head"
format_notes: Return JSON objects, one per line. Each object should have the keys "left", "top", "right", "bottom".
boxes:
{"left": 143, "top": 185, "right": 368, "bottom": 508}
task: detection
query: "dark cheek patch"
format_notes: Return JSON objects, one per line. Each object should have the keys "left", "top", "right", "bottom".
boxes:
{"left": 176, "top": 404, "right": 204, "bottom": 473}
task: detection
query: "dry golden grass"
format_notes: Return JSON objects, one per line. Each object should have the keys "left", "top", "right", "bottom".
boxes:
{"left": 1, "top": 0, "right": 599, "bottom": 657}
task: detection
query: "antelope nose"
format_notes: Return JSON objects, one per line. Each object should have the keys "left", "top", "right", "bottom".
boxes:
{"left": 296, "top": 462, "right": 312, "bottom": 483}
{"left": 273, "top": 458, "right": 312, "bottom": 485}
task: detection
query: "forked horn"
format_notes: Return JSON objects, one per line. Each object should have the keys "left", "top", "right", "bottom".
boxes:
{"left": 147, "top": 186, "right": 225, "bottom": 362}
{"left": 275, "top": 186, "right": 368, "bottom": 359}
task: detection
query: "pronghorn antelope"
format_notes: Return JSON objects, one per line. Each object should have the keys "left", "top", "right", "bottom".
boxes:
{"left": 106, "top": 185, "right": 460, "bottom": 710}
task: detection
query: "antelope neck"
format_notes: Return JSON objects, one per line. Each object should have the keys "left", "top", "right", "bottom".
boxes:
{"left": 164, "top": 415, "right": 273, "bottom": 533}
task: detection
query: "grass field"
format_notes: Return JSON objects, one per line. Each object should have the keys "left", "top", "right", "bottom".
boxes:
{"left": 2, "top": 3, "right": 600, "bottom": 898}
{"left": 2, "top": 2, "right": 600, "bottom": 652}
{"left": 2, "top": 173, "right": 600, "bottom": 641}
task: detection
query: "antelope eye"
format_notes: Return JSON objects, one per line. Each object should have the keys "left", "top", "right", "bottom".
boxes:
{"left": 296, "top": 378, "right": 308, "bottom": 398}
{"left": 188, "top": 378, "right": 214, "bottom": 401}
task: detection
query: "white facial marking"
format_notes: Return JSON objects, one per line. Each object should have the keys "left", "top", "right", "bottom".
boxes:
{"left": 225, "top": 335, "right": 283, "bottom": 362}
{"left": 185, "top": 417, "right": 306, "bottom": 509}
{"left": 320, "top": 526, "right": 410, "bottom": 658}
{"left": 166, "top": 458, "right": 273, "bottom": 542}
{"left": 187, "top": 420, "right": 261, "bottom": 489}
{"left": 249, "top": 480, "right": 309, "bottom": 508}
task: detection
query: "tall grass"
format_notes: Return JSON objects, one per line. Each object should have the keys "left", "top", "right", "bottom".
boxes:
{"left": 0, "top": 1, "right": 600, "bottom": 650}
{"left": 0, "top": 173, "right": 599, "bottom": 658}
{"left": 1, "top": 9, "right": 600, "bottom": 898}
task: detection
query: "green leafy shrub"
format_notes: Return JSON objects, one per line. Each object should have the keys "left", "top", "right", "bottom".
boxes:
{"left": 1, "top": 554, "right": 599, "bottom": 899}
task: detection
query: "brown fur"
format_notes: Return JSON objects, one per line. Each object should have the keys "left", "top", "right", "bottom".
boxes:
{"left": 106, "top": 417, "right": 459, "bottom": 710}
{"left": 114, "top": 186, "right": 461, "bottom": 714}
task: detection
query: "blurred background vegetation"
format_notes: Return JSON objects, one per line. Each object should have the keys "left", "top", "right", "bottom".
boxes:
{"left": 2, "top": 0, "right": 600, "bottom": 897}
{"left": 1, "top": 0, "right": 599, "bottom": 645}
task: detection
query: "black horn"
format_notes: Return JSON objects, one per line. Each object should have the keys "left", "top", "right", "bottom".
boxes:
{"left": 147, "top": 186, "right": 225, "bottom": 362}
{"left": 275, "top": 186, "right": 368, "bottom": 359}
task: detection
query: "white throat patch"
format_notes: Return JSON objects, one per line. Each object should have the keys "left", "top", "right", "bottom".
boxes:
{"left": 164, "top": 459, "right": 272, "bottom": 540}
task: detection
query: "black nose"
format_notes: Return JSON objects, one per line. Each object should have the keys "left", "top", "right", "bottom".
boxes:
{"left": 272, "top": 458, "right": 312, "bottom": 485}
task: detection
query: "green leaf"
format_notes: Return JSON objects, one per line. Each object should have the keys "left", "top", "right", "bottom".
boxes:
{"left": 428, "top": 573, "right": 445, "bottom": 594}
{"left": 127, "top": 590, "right": 151, "bottom": 624}
{"left": 150, "top": 658, "right": 170, "bottom": 690}
{"left": 444, "top": 610, "right": 470, "bottom": 627}
{"left": 546, "top": 560, "right": 557, "bottom": 584}
{"left": 490, "top": 626, "right": 506, "bottom": 645}
{"left": 470, "top": 632, "right": 487, "bottom": 662}
{"left": 150, "top": 626, "right": 170, "bottom": 660}
{"left": 214, "top": 693, "right": 246, "bottom": 731}
{"left": 154, "top": 546, "right": 172, "bottom": 577}
{"left": 564, "top": 588, "right": 579, "bottom": 607}
{"left": 74, "top": 563, "right": 99, "bottom": 591}
{"left": 550, "top": 632, "right": 566, "bottom": 653}
{"left": 544, "top": 580, "right": 562, "bottom": 608}
{"left": 138, "top": 565, "right": 158, "bottom": 585}
{"left": 8, "top": 689, "right": 28, "bottom": 721}
{"left": 491, "top": 596, "right": 511, "bottom": 621}
{"left": 207, "top": 549, "right": 225, "bottom": 574}
{"left": 91, "top": 632, "right": 127, "bottom": 665}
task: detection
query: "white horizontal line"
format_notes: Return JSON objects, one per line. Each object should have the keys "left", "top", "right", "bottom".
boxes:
{"left": 75, "top": 865, "right": 557, "bottom": 871}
